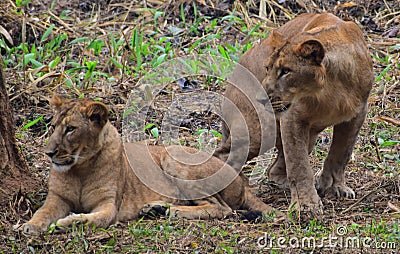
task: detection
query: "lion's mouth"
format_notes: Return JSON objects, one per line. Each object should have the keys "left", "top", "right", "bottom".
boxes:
{"left": 275, "top": 103, "right": 291, "bottom": 113}
{"left": 270, "top": 98, "right": 291, "bottom": 113}
{"left": 51, "top": 157, "right": 76, "bottom": 172}
{"left": 258, "top": 94, "right": 291, "bottom": 114}
{"left": 52, "top": 158, "right": 74, "bottom": 166}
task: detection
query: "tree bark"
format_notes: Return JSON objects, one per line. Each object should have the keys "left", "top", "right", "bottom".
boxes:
{"left": 0, "top": 56, "right": 35, "bottom": 201}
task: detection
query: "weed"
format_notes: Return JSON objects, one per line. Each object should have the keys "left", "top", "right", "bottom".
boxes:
{"left": 143, "top": 123, "right": 159, "bottom": 139}
{"left": 21, "top": 115, "right": 43, "bottom": 130}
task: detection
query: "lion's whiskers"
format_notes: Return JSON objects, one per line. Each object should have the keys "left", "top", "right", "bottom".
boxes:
{"left": 270, "top": 99, "right": 291, "bottom": 111}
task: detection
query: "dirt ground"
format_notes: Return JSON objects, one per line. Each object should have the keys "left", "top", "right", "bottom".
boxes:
{"left": 0, "top": 0, "right": 399, "bottom": 253}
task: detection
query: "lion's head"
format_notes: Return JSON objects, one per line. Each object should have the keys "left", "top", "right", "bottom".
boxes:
{"left": 45, "top": 94, "right": 110, "bottom": 172}
{"left": 261, "top": 30, "right": 327, "bottom": 113}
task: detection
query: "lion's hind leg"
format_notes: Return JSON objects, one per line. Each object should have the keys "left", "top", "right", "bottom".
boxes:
{"left": 171, "top": 198, "right": 233, "bottom": 219}
{"left": 268, "top": 122, "right": 289, "bottom": 188}
{"left": 316, "top": 105, "right": 368, "bottom": 199}
{"left": 140, "top": 197, "right": 232, "bottom": 220}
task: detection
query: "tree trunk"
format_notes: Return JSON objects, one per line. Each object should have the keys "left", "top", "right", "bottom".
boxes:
{"left": 0, "top": 56, "right": 36, "bottom": 201}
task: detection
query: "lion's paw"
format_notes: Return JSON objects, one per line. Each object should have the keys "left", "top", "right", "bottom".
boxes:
{"left": 268, "top": 173, "right": 289, "bottom": 189}
{"left": 268, "top": 162, "right": 289, "bottom": 189}
{"left": 289, "top": 196, "right": 323, "bottom": 221}
{"left": 139, "top": 201, "right": 171, "bottom": 218}
{"left": 329, "top": 184, "right": 356, "bottom": 199}
{"left": 21, "top": 223, "right": 43, "bottom": 235}
{"left": 53, "top": 213, "right": 88, "bottom": 230}
{"left": 240, "top": 210, "right": 264, "bottom": 222}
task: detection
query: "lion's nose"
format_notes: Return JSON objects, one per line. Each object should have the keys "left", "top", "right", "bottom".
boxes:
{"left": 45, "top": 150, "right": 57, "bottom": 158}
{"left": 262, "top": 77, "right": 274, "bottom": 94}
{"left": 256, "top": 93, "right": 270, "bottom": 106}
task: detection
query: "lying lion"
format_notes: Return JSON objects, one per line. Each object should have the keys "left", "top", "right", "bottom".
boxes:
{"left": 214, "top": 13, "right": 373, "bottom": 215}
{"left": 22, "top": 94, "right": 280, "bottom": 234}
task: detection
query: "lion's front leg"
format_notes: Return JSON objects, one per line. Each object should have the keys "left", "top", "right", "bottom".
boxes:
{"left": 280, "top": 114, "right": 323, "bottom": 216}
{"left": 316, "top": 105, "right": 367, "bottom": 199}
{"left": 22, "top": 193, "right": 71, "bottom": 234}
{"left": 54, "top": 203, "right": 118, "bottom": 231}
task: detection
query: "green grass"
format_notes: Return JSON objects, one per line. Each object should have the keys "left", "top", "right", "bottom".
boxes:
{"left": 1, "top": 2, "right": 266, "bottom": 90}
{"left": 6, "top": 218, "right": 399, "bottom": 252}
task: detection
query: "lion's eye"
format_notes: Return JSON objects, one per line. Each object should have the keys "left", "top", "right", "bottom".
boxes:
{"left": 47, "top": 124, "right": 55, "bottom": 135}
{"left": 65, "top": 126, "right": 76, "bottom": 134}
{"left": 279, "top": 68, "right": 291, "bottom": 77}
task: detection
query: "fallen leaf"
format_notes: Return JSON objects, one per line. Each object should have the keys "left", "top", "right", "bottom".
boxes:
{"left": 0, "top": 25, "right": 13, "bottom": 45}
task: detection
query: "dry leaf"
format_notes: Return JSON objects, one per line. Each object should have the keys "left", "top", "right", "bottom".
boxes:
{"left": 0, "top": 25, "right": 13, "bottom": 45}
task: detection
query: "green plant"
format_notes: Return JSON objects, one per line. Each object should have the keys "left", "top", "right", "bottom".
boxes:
{"left": 14, "top": 0, "right": 31, "bottom": 14}
{"left": 15, "top": 0, "right": 30, "bottom": 7}
{"left": 193, "top": 128, "right": 221, "bottom": 150}
{"left": 87, "top": 39, "right": 105, "bottom": 56}
{"left": 373, "top": 55, "right": 395, "bottom": 83}
{"left": 20, "top": 115, "right": 44, "bottom": 131}
{"left": 143, "top": 123, "right": 159, "bottom": 139}
{"left": 129, "top": 29, "right": 146, "bottom": 72}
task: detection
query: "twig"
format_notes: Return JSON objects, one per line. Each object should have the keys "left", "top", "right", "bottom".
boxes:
{"left": 341, "top": 184, "right": 390, "bottom": 214}
{"left": 48, "top": 10, "right": 75, "bottom": 33}
{"left": 388, "top": 201, "right": 400, "bottom": 213}
{"left": 374, "top": 134, "right": 382, "bottom": 162}
{"left": 373, "top": 116, "right": 400, "bottom": 127}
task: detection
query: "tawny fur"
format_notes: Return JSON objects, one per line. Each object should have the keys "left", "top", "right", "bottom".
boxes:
{"left": 22, "top": 95, "right": 279, "bottom": 234}
{"left": 214, "top": 13, "right": 373, "bottom": 216}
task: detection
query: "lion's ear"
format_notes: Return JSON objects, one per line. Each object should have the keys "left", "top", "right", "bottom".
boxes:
{"left": 268, "top": 29, "right": 286, "bottom": 48}
{"left": 295, "top": 39, "right": 325, "bottom": 65}
{"left": 269, "top": 29, "right": 285, "bottom": 43}
{"left": 49, "top": 93, "right": 68, "bottom": 112}
{"left": 85, "top": 102, "right": 109, "bottom": 127}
